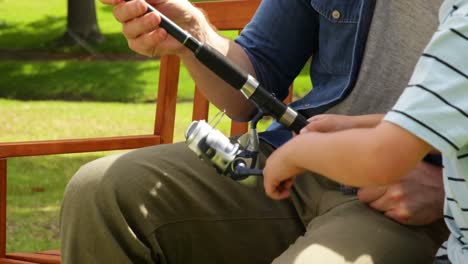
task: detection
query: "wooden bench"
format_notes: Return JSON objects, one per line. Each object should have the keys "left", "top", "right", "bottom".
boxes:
{"left": 0, "top": 1, "right": 296, "bottom": 263}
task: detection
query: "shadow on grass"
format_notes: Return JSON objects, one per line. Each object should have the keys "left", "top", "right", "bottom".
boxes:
{"left": 0, "top": 16, "right": 65, "bottom": 51}
{"left": 0, "top": 60, "right": 160, "bottom": 102}
{"left": 0, "top": 14, "right": 130, "bottom": 53}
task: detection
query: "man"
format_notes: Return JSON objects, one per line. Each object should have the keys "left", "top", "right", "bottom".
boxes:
{"left": 60, "top": 0, "right": 448, "bottom": 263}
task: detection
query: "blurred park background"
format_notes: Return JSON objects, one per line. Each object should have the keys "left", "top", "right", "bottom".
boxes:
{"left": 0, "top": 0, "right": 311, "bottom": 253}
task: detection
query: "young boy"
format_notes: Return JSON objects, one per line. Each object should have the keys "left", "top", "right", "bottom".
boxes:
{"left": 263, "top": 0, "right": 468, "bottom": 263}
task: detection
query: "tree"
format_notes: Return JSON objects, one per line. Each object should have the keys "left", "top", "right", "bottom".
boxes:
{"left": 57, "top": 0, "right": 104, "bottom": 47}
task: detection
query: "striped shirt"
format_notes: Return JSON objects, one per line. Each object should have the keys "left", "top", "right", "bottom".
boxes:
{"left": 384, "top": 1, "right": 468, "bottom": 263}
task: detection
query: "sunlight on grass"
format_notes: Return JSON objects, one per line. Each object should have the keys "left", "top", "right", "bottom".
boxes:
{"left": 1, "top": 99, "right": 155, "bottom": 141}
{"left": 0, "top": 99, "right": 261, "bottom": 142}
{"left": 13, "top": 205, "right": 61, "bottom": 214}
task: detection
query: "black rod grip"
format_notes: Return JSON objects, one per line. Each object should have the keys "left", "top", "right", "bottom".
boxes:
{"left": 289, "top": 114, "right": 309, "bottom": 134}
{"left": 250, "top": 85, "right": 309, "bottom": 133}
{"left": 158, "top": 18, "right": 190, "bottom": 45}
{"left": 194, "top": 44, "right": 248, "bottom": 90}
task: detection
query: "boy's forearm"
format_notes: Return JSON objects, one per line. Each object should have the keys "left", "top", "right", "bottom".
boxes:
{"left": 282, "top": 128, "right": 389, "bottom": 186}
{"left": 349, "top": 114, "right": 385, "bottom": 128}
{"left": 280, "top": 122, "right": 432, "bottom": 187}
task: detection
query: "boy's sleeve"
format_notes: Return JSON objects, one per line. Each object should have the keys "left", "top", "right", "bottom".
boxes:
{"left": 384, "top": 5, "right": 468, "bottom": 157}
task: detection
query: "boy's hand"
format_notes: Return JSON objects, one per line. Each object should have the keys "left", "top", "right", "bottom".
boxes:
{"left": 99, "top": 0, "right": 204, "bottom": 57}
{"left": 263, "top": 146, "right": 304, "bottom": 200}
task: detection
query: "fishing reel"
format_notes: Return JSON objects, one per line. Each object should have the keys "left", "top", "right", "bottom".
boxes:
{"left": 185, "top": 112, "right": 263, "bottom": 181}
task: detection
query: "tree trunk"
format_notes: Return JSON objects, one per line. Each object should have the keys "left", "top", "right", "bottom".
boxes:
{"left": 58, "top": 0, "right": 105, "bottom": 46}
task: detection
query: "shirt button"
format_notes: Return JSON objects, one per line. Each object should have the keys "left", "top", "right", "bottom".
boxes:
{"left": 332, "top": 10, "right": 341, "bottom": 20}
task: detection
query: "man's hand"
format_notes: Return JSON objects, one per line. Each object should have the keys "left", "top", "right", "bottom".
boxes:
{"left": 358, "top": 161, "right": 444, "bottom": 225}
{"left": 99, "top": 0, "right": 205, "bottom": 57}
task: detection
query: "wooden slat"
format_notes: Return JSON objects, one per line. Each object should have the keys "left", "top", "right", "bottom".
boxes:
{"left": 0, "top": 136, "right": 161, "bottom": 158}
{"left": 194, "top": 0, "right": 260, "bottom": 30}
{"left": 285, "top": 84, "right": 294, "bottom": 104}
{"left": 0, "top": 160, "right": 5, "bottom": 258}
{"left": 5, "top": 253, "right": 59, "bottom": 264}
{"left": 0, "top": 258, "right": 37, "bottom": 264}
{"left": 154, "top": 55, "right": 180, "bottom": 144}
{"left": 192, "top": 86, "right": 210, "bottom": 121}
{"left": 32, "top": 252, "right": 59, "bottom": 257}
{"left": 230, "top": 121, "right": 249, "bottom": 136}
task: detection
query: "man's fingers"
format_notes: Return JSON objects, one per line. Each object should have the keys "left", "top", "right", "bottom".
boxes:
{"left": 146, "top": 0, "right": 167, "bottom": 5}
{"left": 367, "top": 186, "right": 405, "bottom": 214}
{"left": 100, "top": 0, "right": 123, "bottom": 5}
{"left": 385, "top": 209, "right": 410, "bottom": 224}
{"left": 127, "top": 28, "right": 167, "bottom": 56}
{"left": 114, "top": 0, "right": 148, "bottom": 23}
{"left": 357, "top": 186, "right": 387, "bottom": 203}
{"left": 123, "top": 12, "right": 160, "bottom": 39}
{"left": 368, "top": 197, "right": 391, "bottom": 213}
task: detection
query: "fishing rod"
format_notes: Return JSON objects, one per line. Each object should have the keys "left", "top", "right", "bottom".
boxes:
{"left": 131, "top": 1, "right": 309, "bottom": 133}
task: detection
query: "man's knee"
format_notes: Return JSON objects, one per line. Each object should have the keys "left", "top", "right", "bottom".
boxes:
{"left": 63, "top": 153, "right": 124, "bottom": 201}
{"left": 62, "top": 143, "right": 198, "bottom": 213}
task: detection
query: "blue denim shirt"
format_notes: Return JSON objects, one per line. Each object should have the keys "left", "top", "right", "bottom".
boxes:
{"left": 235, "top": 0, "right": 376, "bottom": 148}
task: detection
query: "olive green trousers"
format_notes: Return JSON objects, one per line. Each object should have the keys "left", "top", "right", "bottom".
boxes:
{"left": 60, "top": 142, "right": 448, "bottom": 263}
